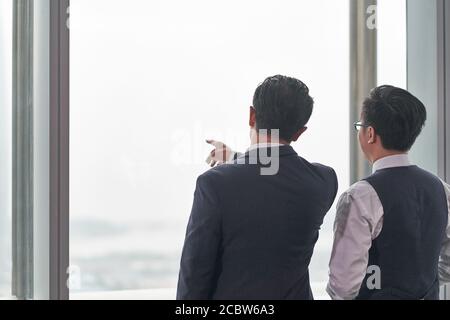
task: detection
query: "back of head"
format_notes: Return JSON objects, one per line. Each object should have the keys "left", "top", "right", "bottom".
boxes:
{"left": 362, "top": 85, "right": 427, "bottom": 152}
{"left": 253, "top": 75, "right": 314, "bottom": 142}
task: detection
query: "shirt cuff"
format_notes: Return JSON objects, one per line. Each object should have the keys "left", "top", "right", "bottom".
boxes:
{"left": 326, "top": 282, "right": 359, "bottom": 301}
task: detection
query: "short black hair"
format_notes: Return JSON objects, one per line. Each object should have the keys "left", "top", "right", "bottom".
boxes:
{"left": 362, "top": 85, "right": 427, "bottom": 152}
{"left": 253, "top": 75, "right": 314, "bottom": 142}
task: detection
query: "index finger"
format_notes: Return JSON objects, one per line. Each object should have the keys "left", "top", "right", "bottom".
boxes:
{"left": 206, "top": 139, "right": 224, "bottom": 149}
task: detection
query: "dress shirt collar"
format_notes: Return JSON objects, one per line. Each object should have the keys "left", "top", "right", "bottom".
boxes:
{"left": 247, "top": 143, "right": 284, "bottom": 152}
{"left": 372, "top": 154, "right": 411, "bottom": 173}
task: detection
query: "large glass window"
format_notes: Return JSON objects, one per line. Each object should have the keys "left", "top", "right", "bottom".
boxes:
{"left": 378, "top": 0, "right": 407, "bottom": 88}
{"left": 0, "top": 0, "right": 12, "bottom": 299}
{"left": 0, "top": 0, "right": 438, "bottom": 301}
{"left": 70, "top": 0, "right": 350, "bottom": 299}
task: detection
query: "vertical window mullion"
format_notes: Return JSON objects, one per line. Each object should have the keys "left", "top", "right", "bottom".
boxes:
{"left": 349, "top": 0, "right": 377, "bottom": 184}
{"left": 12, "top": 0, "right": 34, "bottom": 301}
{"left": 49, "top": 0, "right": 70, "bottom": 301}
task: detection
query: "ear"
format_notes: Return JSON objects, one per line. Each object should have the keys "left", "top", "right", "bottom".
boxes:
{"left": 291, "top": 127, "right": 308, "bottom": 142}
{"left": 368, "top": 126, "right": 377, "bottom": 144}
{"left": 249, "top": 106, "right": 257, "bottom": 128}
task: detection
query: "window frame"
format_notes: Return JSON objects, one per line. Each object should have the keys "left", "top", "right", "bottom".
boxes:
{"left": 440, "top": 0, "right": 450, "bottom": 301}
{"left": 443, "top": 0, "right": 450, "bottom": 184}
{"left": 49, "top": 0, "right": 70, "bottom": 301}
{"left": 12, "top": 0, "right": 34, "bottom": 300}
{"left": 11, "top": 0, "right": 70, "bottom": 300}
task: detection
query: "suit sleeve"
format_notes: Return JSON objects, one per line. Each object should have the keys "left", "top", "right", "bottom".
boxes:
{"left": 328, "top": 168, "right": 339, "bottom": 210}
{"left": 177, "top": 173, "right": 222, "bottom": 300}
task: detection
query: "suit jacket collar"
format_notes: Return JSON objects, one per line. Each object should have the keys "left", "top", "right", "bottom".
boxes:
{"left": 242, "top": 145, "right": 298, "bottom": 159}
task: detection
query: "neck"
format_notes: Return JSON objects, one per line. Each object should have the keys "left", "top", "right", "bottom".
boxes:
{"left": 371, "top": 150, "right": 408, "bottom": 164}
{"left": 250, "top": 133, "right": 290, "bottom": 147}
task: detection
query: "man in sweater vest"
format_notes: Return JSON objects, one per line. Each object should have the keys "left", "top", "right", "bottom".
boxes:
{"left": 327, "top": 85, "right": 450, "bottom": 300}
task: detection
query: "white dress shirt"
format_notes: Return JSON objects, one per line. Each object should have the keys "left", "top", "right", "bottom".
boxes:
{"left": 327, "top": 154, "right": 450, "bottom": 300}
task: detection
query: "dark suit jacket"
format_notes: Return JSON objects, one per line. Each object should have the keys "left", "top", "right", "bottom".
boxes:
{"left": 177, "top": 145, "right": 338, "bottom": 300}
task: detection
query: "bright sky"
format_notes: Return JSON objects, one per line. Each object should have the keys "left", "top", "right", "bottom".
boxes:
{"left": 70, "top": 0, "right": 351, "bottom": 223}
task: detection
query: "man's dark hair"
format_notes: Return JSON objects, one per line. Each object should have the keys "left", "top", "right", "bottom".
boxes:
{"left": 253, "top": 75, "right": 314, "bottom": 142}
{"left": 362, "top": 85, "right": 427, "bottom": 152}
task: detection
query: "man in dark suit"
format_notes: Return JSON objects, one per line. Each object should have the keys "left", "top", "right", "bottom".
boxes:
{"left": 177, "top": 75, "right": 338, "bottom": 300}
